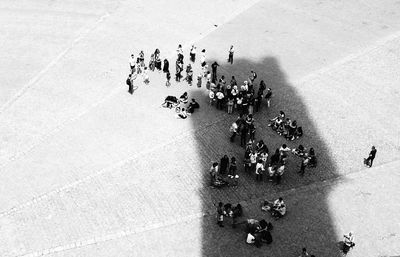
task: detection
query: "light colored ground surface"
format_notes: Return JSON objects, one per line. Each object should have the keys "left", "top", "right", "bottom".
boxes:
{"left": 0, "top": 0, "right": 399, "bottom": 256}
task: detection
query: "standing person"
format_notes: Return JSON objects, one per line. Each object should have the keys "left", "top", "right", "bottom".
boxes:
{"left": 185, "top": 64, "right": 193, "bottom": 86}
{"left": 197, "top": 74, "right": 202, "bottom": 88}
{"left": 230, "top": 121, "right": 238, "bottom": 142}
{"left": 163, "top": 59, "right": 169, "bottom": 73}
{"left": 210, "top": 162, "right": 219, "bottom": 185}
{"left": 165, "top": 71, "right": 171, "bottom": 87}
{"left": 248, "top": 95, "right": 255, "bottom": 115}
{"left": 216, "top": 90, "right": 225, "bottom": 110}
{"left": 190, "top": 45, "right": 196, "bottom": 63}
{"left": 249, "top": 70, "right": 257, "bottom": 84}
{"left": 364, "top": 146, "right": 377, "bottom": 167}
{"left": 275, "top": 162, "right": 285, "bottom": 185}
{"left": 211, "top": 61, "right": 219, "bottom": 83}
{"left": 175, "top": 60, "right": 183, "bottom": 82}
{"left": 229, "top": 157, "right": 237, "bottom": 176}
{"left": 259, "top": 80, "right": 266, "bottom": 95}
{"left": 254, "top": 91, "right": 262, "bottom": 112}
{"left": 227, "top": 97, "right": 234, "bottom": 114}
{"left": 154, "top": 49, "right": 162, "bottom": 72}
{"left": 149, "top": 54, "right": 155, "bottom": 71}
{"left": 216, "top": 202, "right": 225, "bottom": 227}
{"left": 142, "top": 67, "right": 150, "bottom": 85}
{"left": 220, "top": 155, "right": 230, "bottom": 175}
{"left": 250, "top": 150, "right": 258, "bottom": 174}
{"left": 177, "top": 44, "right": 184, "bottom": 61}
{"left": 200, "top": 49, "right": 206, "bottom": 67}
{"left": 265, "top": 88, "right": 272, "bottom": 108}
{"left": 249, "top": 123, "right": 256, "bottom": 143}
{"left": 126, "top": 73, "right": 134, "bottom": 94}
{"left": 228, "top": 45, "right": 234, "bottom": 64}
{"left": 298, "top": 247, "right": 310, "bottom": 257}
{"left": 255, "top": 159, "right": 264, "bottom": 182}
{"left": 129, "top": 54, "right": 136, "bottom": 74}
{"left": 240, "top": 123, "right": 248, "bottom": 147}
{"left": 298, "top": 157, "right": 307, "bottom": 176}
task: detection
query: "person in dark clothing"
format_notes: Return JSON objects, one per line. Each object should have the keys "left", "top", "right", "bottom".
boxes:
{"left": 298, "top": 157, "right": 307, "bottom": 176}
{"left": 229, "top": 157, "right": 237, "bottom": 176}
{"left": 364, "top": 146, "right": 377, "bottom": 167}
{"left": 163, "top": 59, "right": 169, "bottom": 73}
{"left": 187, "top": 98, "right": 200, "bottom": 113}
{"left": 126, "top": 74, "right": 134, "bottom": 94}
{"left": 254, "top": 91, "right": 262, "bottom": 112}
{"left": 154, "top": 49, "right": 162, "bottom": 71}
{"left": 220, "top": 155, "right": 230, "bottom": 175}
{"left": 217, "top": 202, "right": 224, "bottom": 227}
{"left": 211, "top": 61, "right": 219, "bottom": 83}
{"left": 240, "top": 124, "right": 248, "bottom": 147}
{"left": 270, "top": 149, "right": 280, "bottom": 166}
{"left": 175, "top": 60, "right": 183, "bottom": 82}
{"left": 228, "top": 45, "right": 234, "bottom": 64}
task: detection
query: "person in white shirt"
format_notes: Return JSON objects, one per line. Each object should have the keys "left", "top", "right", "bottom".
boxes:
{"left": 177, "top": 44, "right": 183, "bottom": 61}
{"left": 228, "top": 45, "right": 234, "bottom": 64}
{"left": 129, "top": 54, "right": 136, "bottom": 74}
{"left": 343, "top": 231, "right": 355, "bottom": 254}
{"left": 216, "top": 90, "right": 225, "bottom": 110}
{"left": 255, "top": 159, "right": 265, "bottom": 181}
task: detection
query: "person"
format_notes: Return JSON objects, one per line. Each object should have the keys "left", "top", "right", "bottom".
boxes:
{"left": 307, "top": 148, "right": 317, "bottom": 168}
{"left": 279, "top": 144, "right": 291, "bottom": 164}
{"left": 154, "top": 49, "right": 162, "bottom": 71}
{"left": 256, "top": 140, "right": 268, "bottom": 155}
{"left": 165, "top": 71, "right": 171, "bottom": 87}
{"left": 216, "top": 90, "right": 225, "bottom": 110}
{"left": 129, "top": 54, "right": 136, "bottom": 74}
{"left": 126, "top": 73, "right": 134, "bottom": 94}
{"left": 211, "top": 61, "right": 219, "bottom": 83}
{"left": 240, "top": 123, "right": 248, "bottom": 147}
{"left": 265, "top": 88, "right": 272, "bottom": 108}
{"left": 220, "top": 155, "right": 230, "bottom": 175}
{"left": 299, "top": 247, "right": 310, "bottom": 257}
{"left": 255, "top": 159, "right": 264, "bottom": 181}
{"left": 175, "top": 59, "right": 183, "bottom": 82}
{"left": 292, "top": 145, "right": 306, "bottom": 157}
{"left": 163, "top": 59, "right": 169, "bottom": 73}
{"left": 176, "top": 108, "right": 188, "bottom": 119}
{"left": 187, "top": 98, "right": 200, "bottom": 114}
{"left": 249, "top": 123, "right": 256, "bottom": 143}
{"left": 249, "top": 70, "right": 257, "bottom": 84}
{"left": 148, "top": 53, "right": 155, "bottom": 71}
{"left": 254, "top": 91, "right": 262, "bottom": 112}
{"left": 228, "top": 45, "right": 234, "bottom": 64}
{"left": 210, "top": 162, "right": 219, "bottom": 185}
{"left": 200, "top": 49, "right": 206, "bottom": 67}
{"left": 364, "top": 146, "right": 377, "bottom": 167}
{"left": 259, "top": 80, "right": 266, "bottom": 95}
{"left": 177, "top": 44, "right": 183, "bottom": 61}
{"left": 216, "top": 202, "right": 224, "bottom": 227}
{"left": 230, "top": 121, "right": 238, "bottom": 142}
{"left": 142, "top": 67, "right": 150, "bottom": 85}
{"left": 275, "top": 163, "right": 285, "bottom": 185}
{"left": 272, "top": 197, "right": 286, "bottom": 218}
{"left": 250, "top": 150, "right": 258, "bottom": 173}
{"left": 343, "top": 231, "right": 355, "bottom": 254}
{"left": 228, "top": 157, "right": 237, "bottom": 176}
{"left": 190, "top": 45, "right": 196, "bottom": 62}
{"left": 185, "top": 64, "right": 193, "bottom": 86}
{"left": 179, "top": 92, "right": 188, "bottom": 103}
{"left": 209, "top": 90, "right": 215, "bottom": 106}
{"left": 197, "top": 74, "right": 202, "bottom": 88}
{"left": 227, "top": 97, "right": 234, "bottom": 114}
{"left": 138, "top": 50, "right": 145, "bottom": 67}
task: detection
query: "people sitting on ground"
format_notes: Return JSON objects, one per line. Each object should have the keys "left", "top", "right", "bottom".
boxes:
{"left": 162, "top": 95, "right": 179, "bottom": 108}
{"left": 261, "top": 197, "right": 287, "bottom": 219}
{"left": 176, "top": 108, "right": 188, "bottom": 119}
{"left": 257, "top": 219, "right": 273, "bottom": 244}
{"left": 187, "top": 98, "right": 200, "bottom": 114}
{"left": 179, "top": 92, "right": 188, "bottom": 103}
{"left": 285, "top": 120, "right": 297, "bottom": 140}
{"left": 292, "top": 145, "right": 307, "bottom": 157}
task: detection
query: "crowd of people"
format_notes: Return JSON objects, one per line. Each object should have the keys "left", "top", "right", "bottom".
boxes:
{"left": 126, "top": 44, "right": 363, "bottom": 255}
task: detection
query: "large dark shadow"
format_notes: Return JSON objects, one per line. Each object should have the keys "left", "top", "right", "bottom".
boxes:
{"left": 186, "top": 56, "right": 341, "bottom": 256}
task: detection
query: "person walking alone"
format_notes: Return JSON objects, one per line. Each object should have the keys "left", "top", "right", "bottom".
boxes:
{"left": 228, "top": 45, "right": 234, "bottom": 64}
{"left": 364, "top": 146, "right": 377, "bottom": 167}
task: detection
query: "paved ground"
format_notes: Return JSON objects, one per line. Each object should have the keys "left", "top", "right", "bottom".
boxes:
{"left": 0, "top": 0, "right": 399, "bottom": 256}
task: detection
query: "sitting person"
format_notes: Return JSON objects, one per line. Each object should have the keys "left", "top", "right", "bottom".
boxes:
{"left": 262, "top": 197, "right": 286, "bottom": 219}
{"left": 162, "top": 95, "right": 179, "bottom": 108}
{"left": 294, "top": 126, "right": 303, "bottom": 138}
{"left": 256, "top": 219, "right": 273, "bottom": 244}
{"left": 286, "top": 120, "right": 297, "bottom": 140}
{"left": 292, "top": 144, "right": 306, "bottom": 157}
{"left": 179, "top": 92, "right": 188, "bottom": 103}
{"left": 176, "top": 108, "right": 188, "bottom": 119}
{"left": 270, "top": 116, "right": 283, "bottom": 131}
{"left": 187, "top": 98, "right": 200, "bottom": 113}
{"left": 256, "top": 140, "right": 268, "bottom": 155}
{"left": 343, "top": 231, "right": 355, "bottom": 254}
{"left": 307, "top": 148, "right": 317, "bottom": 167}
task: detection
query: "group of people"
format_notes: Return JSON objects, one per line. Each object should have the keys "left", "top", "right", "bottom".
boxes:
{"left": 269, "top": 111, "right": 303, "bottom": 141}
{"left": 209, "top": 156, "right": 239, "bottom": 188}
{"left": 161, "top": 92, "right": 200, "bottom": 119}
